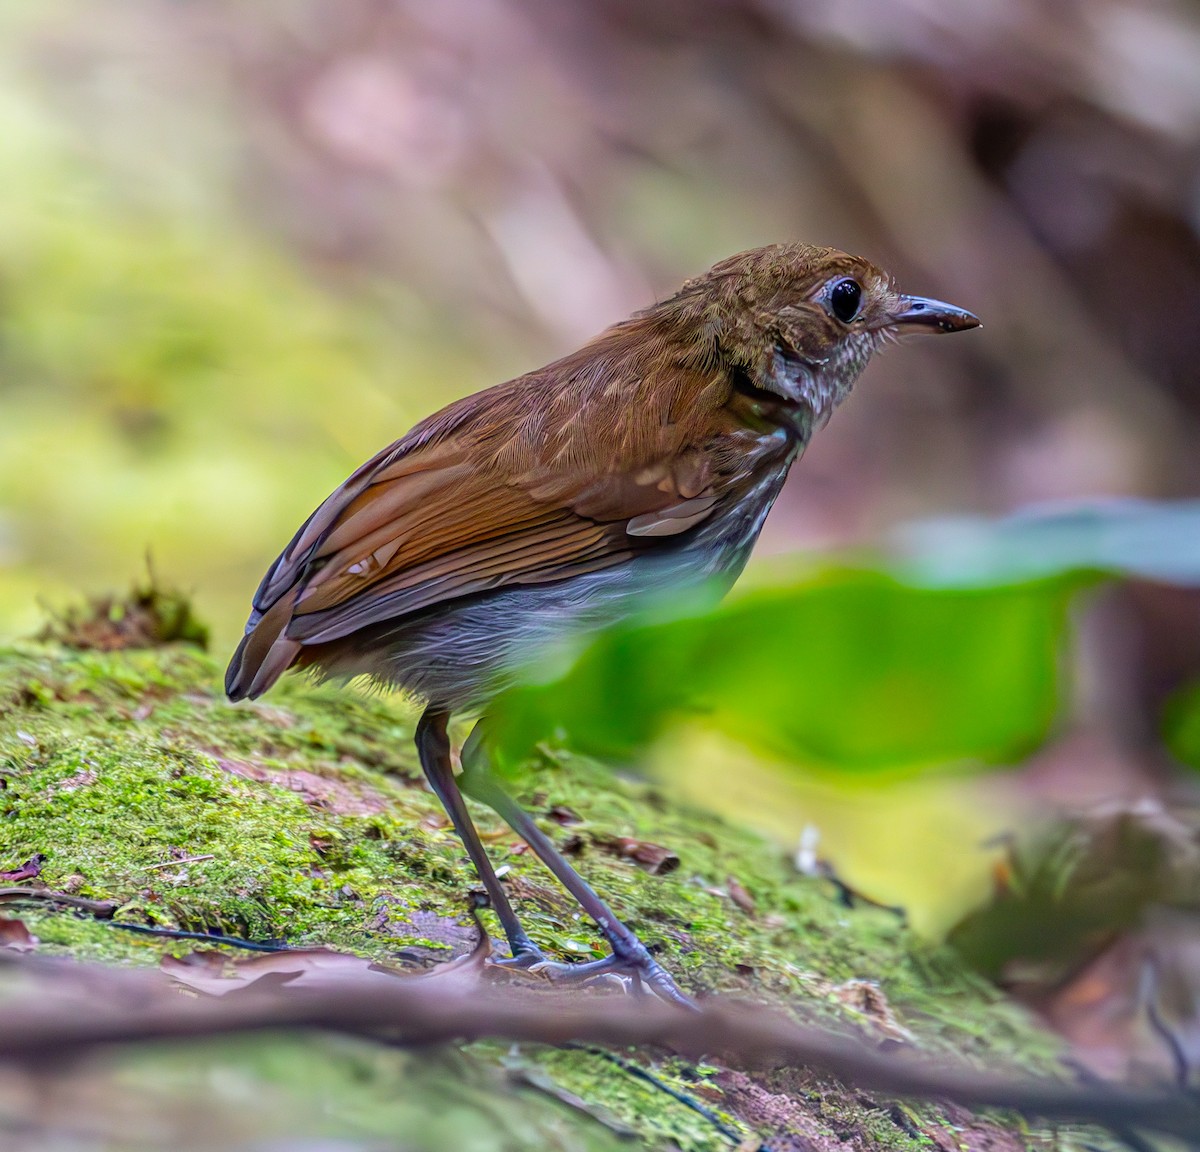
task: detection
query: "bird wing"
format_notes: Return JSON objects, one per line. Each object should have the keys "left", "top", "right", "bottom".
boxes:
{"left": 226, "top": 376, "right": 728, "bottom": 699}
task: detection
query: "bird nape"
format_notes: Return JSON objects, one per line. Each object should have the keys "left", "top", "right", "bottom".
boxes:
{"left": 226, "top": 241, "right": 980, "bottom": 1007}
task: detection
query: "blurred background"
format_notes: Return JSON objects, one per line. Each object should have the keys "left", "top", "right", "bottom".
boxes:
{"left": 3, "top": 0, "right": 1200, "bottom": 1001}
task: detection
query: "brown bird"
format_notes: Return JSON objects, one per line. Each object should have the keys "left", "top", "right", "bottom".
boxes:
{"left": 226, "top": 243, "right": 979, "bottom": 1005}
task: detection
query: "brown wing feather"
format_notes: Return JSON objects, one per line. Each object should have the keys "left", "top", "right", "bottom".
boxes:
{"left": 286, "top": 448, "right": 713, "bottom": 640}
{"left": 226, "top": 317, "right": 738, "bottom": 700}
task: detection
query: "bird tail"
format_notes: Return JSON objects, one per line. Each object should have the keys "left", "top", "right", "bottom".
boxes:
{"left": 224, "top": 590, "right": 302, "bottom": 701}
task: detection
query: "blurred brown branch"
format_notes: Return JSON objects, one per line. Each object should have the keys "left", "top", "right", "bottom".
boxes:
{"left": 2, "top": 949, "right": 1198, "bottom": 1143}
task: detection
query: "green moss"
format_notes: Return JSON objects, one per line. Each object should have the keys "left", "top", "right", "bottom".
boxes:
{"left": 516, "top": 1047, "right": 736, "bottom": 1152}
{"left": 0, "top": 642, "right": 1070, "bottom": 1150}
{"left": 13, "top": 1031, "right": 637, "bottom": 1152}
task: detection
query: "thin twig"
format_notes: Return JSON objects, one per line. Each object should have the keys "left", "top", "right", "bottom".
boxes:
{"left": 143, "top": 855, "right": 215, "bottom": 871}
{"left": 569, "top": 1045, "right": 747, "bottom": 1146}
{"left": 503, "top": 1056, "right": 640, "bottom": 1139}
{"left": 0, "top": 888, "right": 118, "bottom": 917}
{"left": 107, "top": 923, "right": 290, "bottom": 952}
{"left": 1139, "top": 957, "right": 1191, "bottom": 1090}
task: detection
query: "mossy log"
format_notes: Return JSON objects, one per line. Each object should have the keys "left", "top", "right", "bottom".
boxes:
{"left": 0, "top": 643, "right": 1094, "bottom": 1151}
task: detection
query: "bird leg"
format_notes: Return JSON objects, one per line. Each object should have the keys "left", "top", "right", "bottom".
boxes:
{"left": 460, "top": 721, "right": 696, "bottom": 1009}
{"left": 414, "top": 708, "right": 541, "bottom": 963}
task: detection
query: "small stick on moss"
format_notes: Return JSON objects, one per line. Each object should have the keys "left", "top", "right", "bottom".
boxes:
{"left": 143, "top": 855, "right": 215, "bottom": 871}
{"left": 568, "top": 1045, "right": 748, "bottom": 1147}
{"left": 107, "top": 922, "right": 290, "bottom": 952}
{"left": 0, "top": 888, "right": 118, "bottom": 917}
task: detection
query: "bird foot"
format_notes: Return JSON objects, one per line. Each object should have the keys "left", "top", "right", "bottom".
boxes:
{"left": 488, "top": 944, "right": 697, "bottom": 1009}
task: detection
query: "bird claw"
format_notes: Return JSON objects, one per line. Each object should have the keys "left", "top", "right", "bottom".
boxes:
{"left": 487, "top": 946, "right": 552, "bottom": 972}
{"left": 486, "top": 945, "right": 697, "bottom": 1009}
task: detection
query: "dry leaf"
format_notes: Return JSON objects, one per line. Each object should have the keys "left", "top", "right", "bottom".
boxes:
{"left": 0, "top": 854, "right": 45, "bottom": 882}
{"left": 727, "top": 876, "right": 756, "bottom": 914}
{"left": 604, "top": 837, "right": 680, "bottom": 875}
{"left": 0, "top": 916, "right": 37, "bottom": 952}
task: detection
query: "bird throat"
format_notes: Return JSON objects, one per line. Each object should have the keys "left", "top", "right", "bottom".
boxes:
{"left": 729, "top": 338, "right": 865, "bottom": 447}
{"left": 766, "top": 340, "right": 868, "bottom": 431}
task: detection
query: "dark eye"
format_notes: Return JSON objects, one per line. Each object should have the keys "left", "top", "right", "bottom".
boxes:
{"left": 829, "top": 278, "right": 862, "bottom": 323}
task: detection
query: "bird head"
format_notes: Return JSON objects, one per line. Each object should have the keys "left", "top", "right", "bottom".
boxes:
{"left": 663, "top": 242, "right": 980, "bottom": 419}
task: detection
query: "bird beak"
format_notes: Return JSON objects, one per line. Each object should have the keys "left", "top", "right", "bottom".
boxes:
{"left": 889, "top": 295, "right": 981, "bottom": 334}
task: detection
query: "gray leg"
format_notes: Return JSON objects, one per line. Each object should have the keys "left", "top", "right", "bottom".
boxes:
{"left": 414, "top": 708, "right": 539, "bottom": 961}
{"left": 460, "top": 721, "right": 695, "bottom": 1008}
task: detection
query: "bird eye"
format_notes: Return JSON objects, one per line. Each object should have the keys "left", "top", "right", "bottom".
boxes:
{"left": 829, "top": 278, "right": 862, "bottom": 323}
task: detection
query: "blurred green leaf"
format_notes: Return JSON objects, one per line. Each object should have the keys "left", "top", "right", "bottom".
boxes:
{"left": 894, "top": 499, "right": 1200, "bottom": 588}
{"left": 490, "top": 570, "right": 1079, "bottom": 777}
{"left": 1164, "top": 682, "right": 1200, "bottom": 770}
